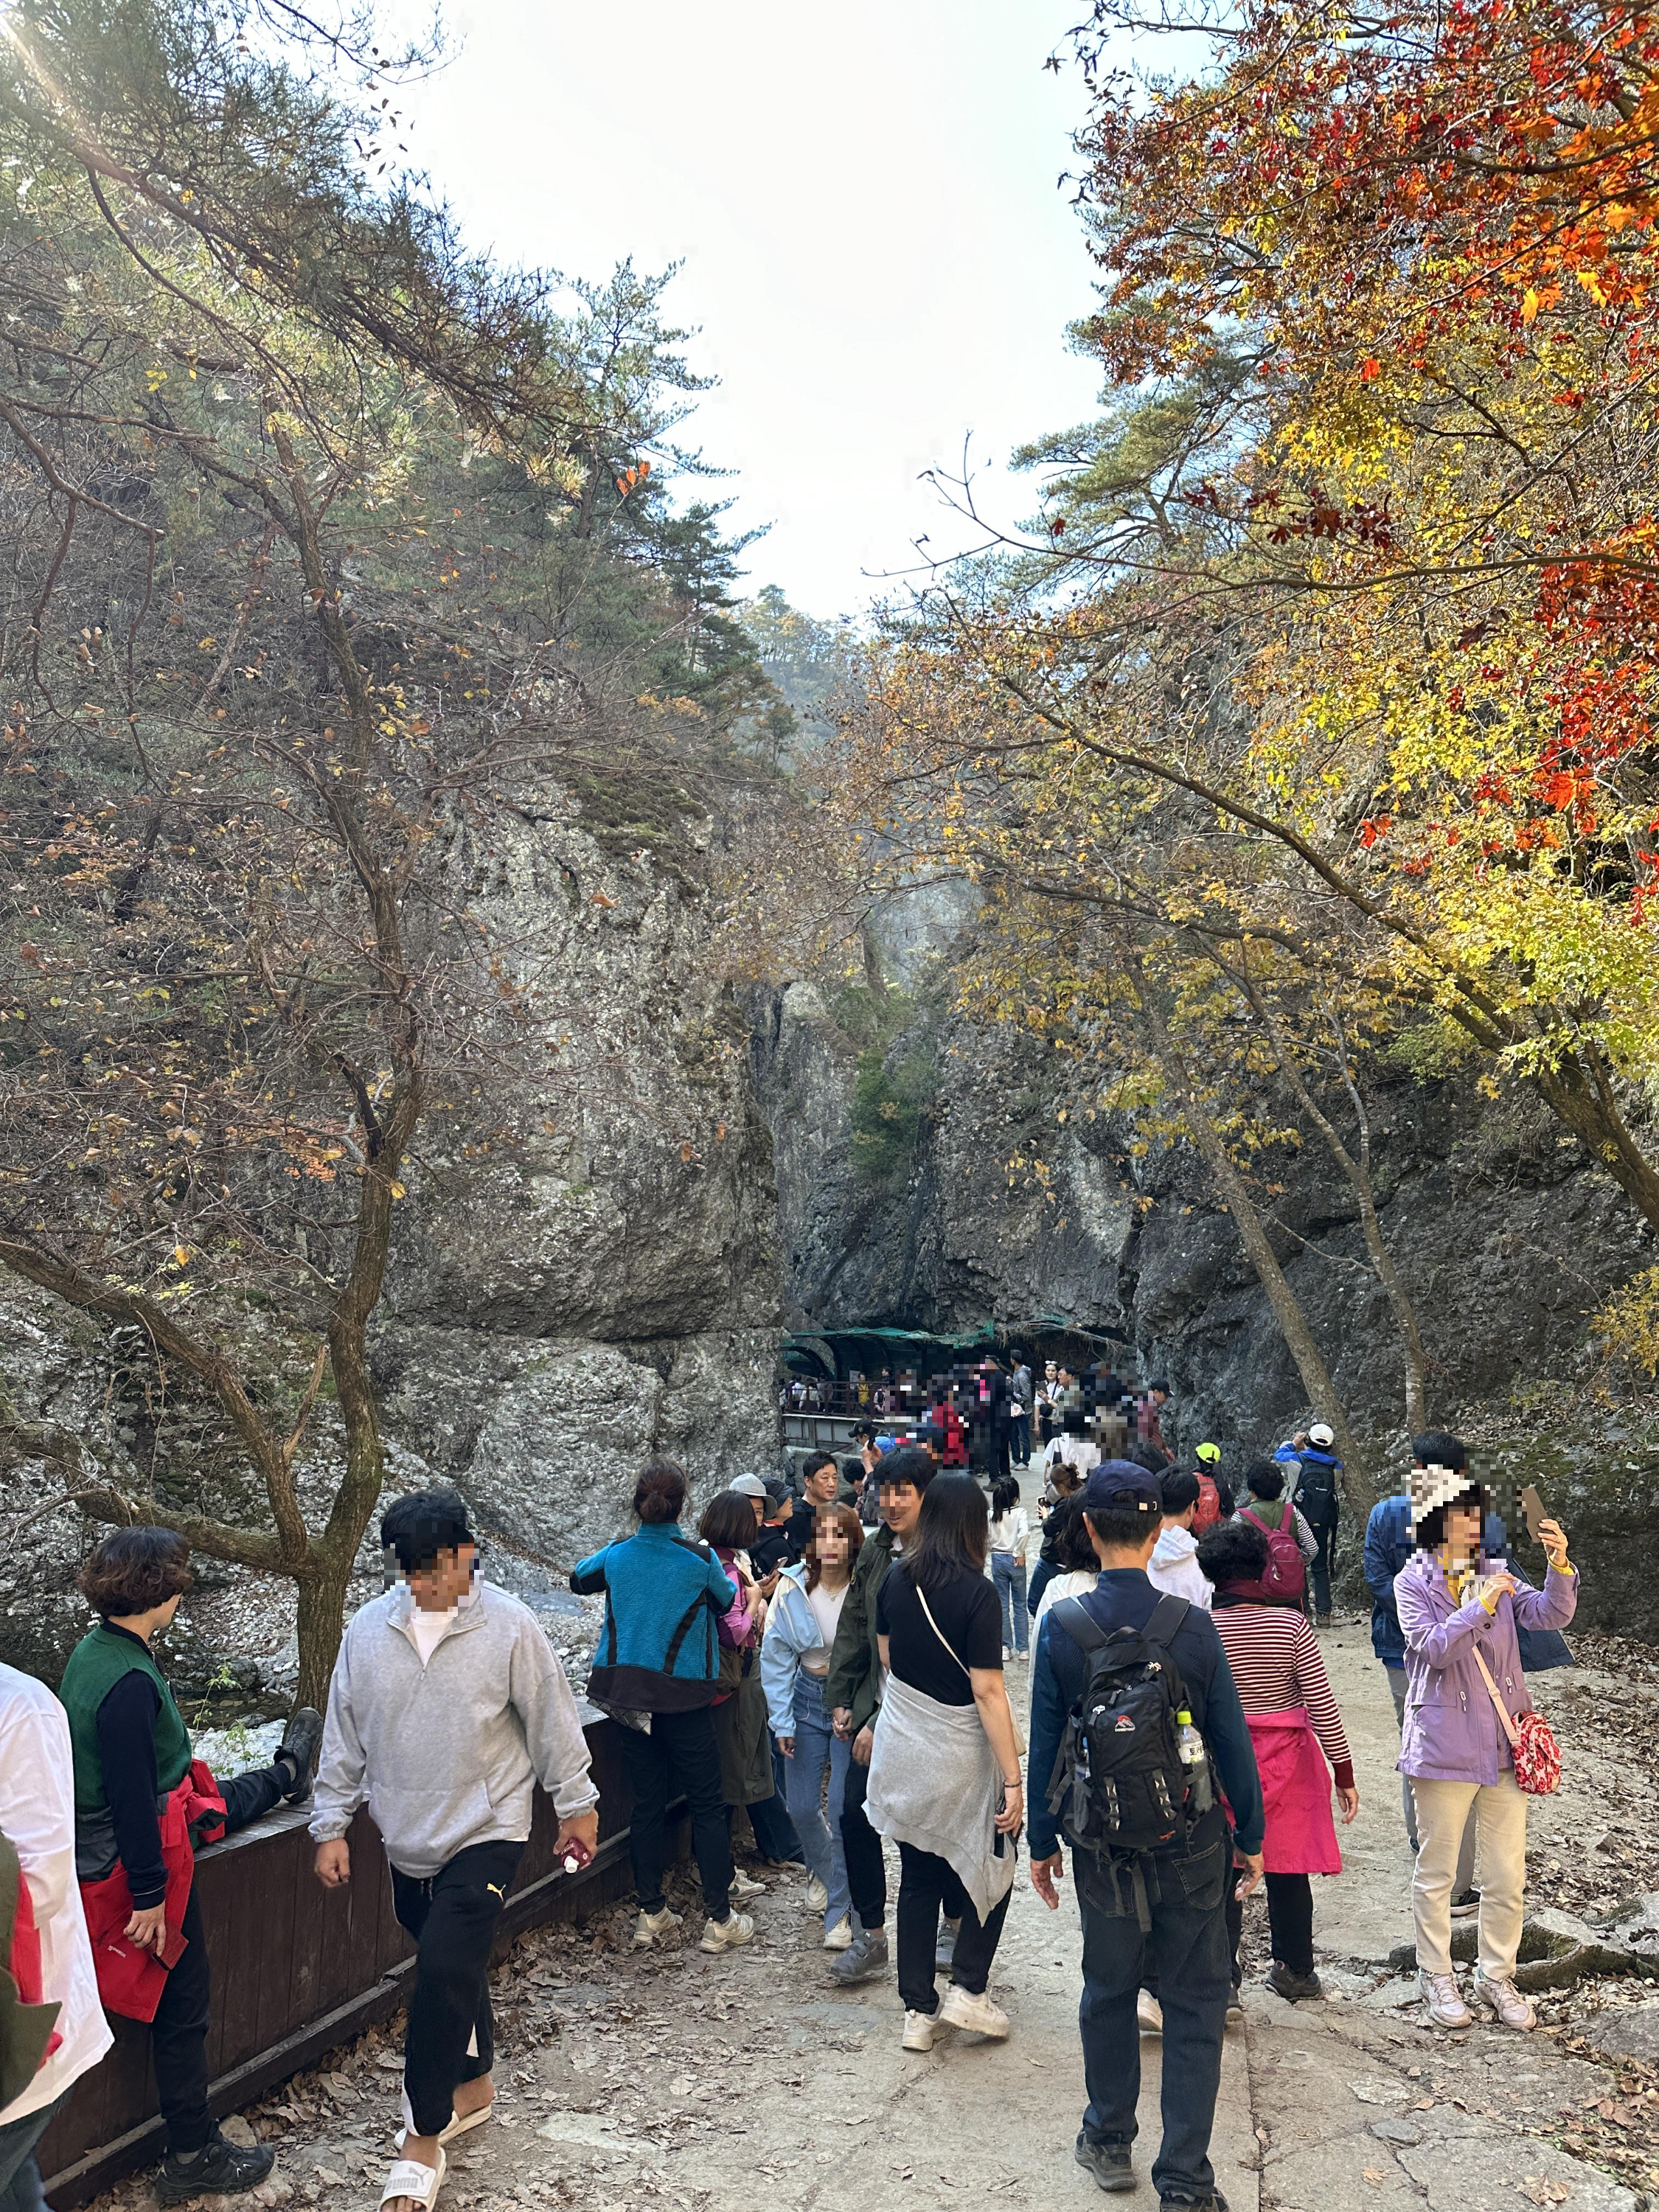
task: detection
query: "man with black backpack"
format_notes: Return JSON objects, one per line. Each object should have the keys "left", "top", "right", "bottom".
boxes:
{"left": 1274, "top": 1426, "right": 1343, "bottom": 1624}
{"left": 1029, "top": 1463, "right": 1264, "bottom": 2211}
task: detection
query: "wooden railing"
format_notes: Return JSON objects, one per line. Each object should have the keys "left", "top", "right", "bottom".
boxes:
{"left": 37, "top": 1705, "right": 676, "bottom": 2210}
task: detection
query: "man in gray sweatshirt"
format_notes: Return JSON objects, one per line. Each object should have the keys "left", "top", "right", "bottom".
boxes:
{"left": 311, "top": 1489, "right": 598, "bottom": 2212}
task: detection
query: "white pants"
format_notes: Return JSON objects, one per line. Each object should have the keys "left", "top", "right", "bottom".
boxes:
{"left": 1411, "top": 1770, "right": 1528, "bottom": 1978}
{"left": 1388, "top": 1669, "right": 1474, "bottom": 1889}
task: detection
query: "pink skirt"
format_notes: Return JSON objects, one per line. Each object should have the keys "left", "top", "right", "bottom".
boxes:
{"left": 1248, "top": 1708, "right": 1341, "bottom": 1877}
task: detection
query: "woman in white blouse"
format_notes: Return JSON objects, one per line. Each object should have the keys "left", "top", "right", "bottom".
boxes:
{"left": 987, "top": 1476, "right": 1034, "bottom": 1661}
{"left": 760, "top": 1505, "right": 864, "bottom": 1950}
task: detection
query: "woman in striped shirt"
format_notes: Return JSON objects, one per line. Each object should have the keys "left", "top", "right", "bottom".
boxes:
{"left": 1197, "top": 1518, "right": 1360, "bottom": 2004}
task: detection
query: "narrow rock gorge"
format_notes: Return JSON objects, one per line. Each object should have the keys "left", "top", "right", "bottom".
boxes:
{"left": 7, "top": 851, "right": 1659, "bottom": 1691}
{"left": 748, "top": 902, "right": 1659, "bottom": 1635}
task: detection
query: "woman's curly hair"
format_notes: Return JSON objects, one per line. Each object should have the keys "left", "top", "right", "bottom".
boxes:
{"left": 77, "top": 1527, "right": 192, "bottom": 1618}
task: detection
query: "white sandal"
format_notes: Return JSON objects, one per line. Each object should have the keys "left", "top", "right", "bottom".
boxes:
{"left": 378, "top": 2146, "right": 446, "bottom": 2211}
{"left": 395, "top": 2084, "right": 493, "bottom": 2150}
{"left": 394, "top": 2104, "right": 493, "bottom": 2150}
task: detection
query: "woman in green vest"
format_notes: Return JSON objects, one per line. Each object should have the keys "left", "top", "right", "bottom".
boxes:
{"left": 58, "top": 1528, "right": 321, "bottom": 2205}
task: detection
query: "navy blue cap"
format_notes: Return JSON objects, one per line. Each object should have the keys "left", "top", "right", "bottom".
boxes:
{"left": 1082, "top": 1461, "right": 1164, "bottom": 1517}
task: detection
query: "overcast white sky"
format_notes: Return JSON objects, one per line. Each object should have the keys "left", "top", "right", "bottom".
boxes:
{"left": 396, "top": 1, "right": 1105, "bottom": 620}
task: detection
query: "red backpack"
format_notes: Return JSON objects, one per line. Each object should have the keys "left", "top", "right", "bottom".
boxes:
{"left": 1239, "top": 1503, "right": 1308, "bottom": 1603}
{"left": 1192, "top": 1475, "right": 1224, "bottom": 1536}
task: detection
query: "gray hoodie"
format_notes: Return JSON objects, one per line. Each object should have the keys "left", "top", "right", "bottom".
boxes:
{"left": 310, "top": 1579, "right": 597, "bottom": 1877}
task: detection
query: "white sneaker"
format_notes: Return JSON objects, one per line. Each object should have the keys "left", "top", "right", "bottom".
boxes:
{"left": 1137, "top": 1989, "right": 1164, "bottom": 2034}
{"left": 937, "top": 1983, "right": 1010, "bottom": 2039}
{"left": 700, "top": 1910, "right": 755, "bottom": 1954}
{"left": 633, "top": 1906, "right": 681, "bottom": 1950}
{"left": 1472, "top": 1970, "right": 1536, "bottom": 2031}
{"left": 804, "top": 1874, "right": 829, "bottom": 1915}
{"left": 902, "top": 2008, "right": 936, "bottom": 2052}
{"left": 729, "top": 1868, "right": 765, "bottom": 1899}
{"left": 1418, "top": 1969, "right": 1473, "bottom": 2029}
{"left": 823, "top": 1914, "right": 853, "bottom": 1951}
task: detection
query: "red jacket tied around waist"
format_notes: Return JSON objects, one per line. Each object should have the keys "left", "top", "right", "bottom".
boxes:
{"left": 1213, "top": 1603, "right": 1351, "bottom": 1877}
{"left": 77, "top": 1761, "right": 224, "bottom": 2023}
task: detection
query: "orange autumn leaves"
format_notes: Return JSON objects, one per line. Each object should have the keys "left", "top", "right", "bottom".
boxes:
{"left": 1068, "top": 0, "right": 1659, "bottom": 925}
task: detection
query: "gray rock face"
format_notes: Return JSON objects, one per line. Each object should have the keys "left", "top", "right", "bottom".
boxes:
{"left": 752, "top": 979, "right": 1134, "bottom": 1340}
{"left": 0, "top": 1284, "right": 123, "bottom": 1683}
{"left": 1581, "top": 1997, "right": 1659, "bottom": 2067}
{"left": 750, "top": 959, "right": 1659, "bottom": 1627}
{"left": 370, "top": 804, "right": 784, "bottom": 1557}
{"left": 375, "top": 1323, "right": 779, "bottom": 1565}
{"left": 0, "top": 800, "right": 784, "bottom": 1686}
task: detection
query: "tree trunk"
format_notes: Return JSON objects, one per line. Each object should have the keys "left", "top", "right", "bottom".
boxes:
{"left": 1230, "top": 970, "right": 1430, "bottom": 1434}
{"left": 1135, "top": 981, "right": 1367, "bottom": 1498}
{"left": 294, "top": 1312, "right": 389, "bottom": 1706}
{"left": 295, "top": 1551, "right": 355, "bottom": 1714}
{"left": 1533, "top": 1051, "right": 1659, "bottom": 1234}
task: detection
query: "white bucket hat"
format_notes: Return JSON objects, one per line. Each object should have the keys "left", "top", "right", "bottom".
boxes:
{"left": 1408, "top": 1459, "right": 1475, "bottom": 1530}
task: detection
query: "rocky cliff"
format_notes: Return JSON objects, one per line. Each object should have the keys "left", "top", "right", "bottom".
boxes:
{"left": 0, "top": 798, "right": 782, "bottom": 1690}
{"left": 750, "top": 936, "right": 1659, "bottom": 1634}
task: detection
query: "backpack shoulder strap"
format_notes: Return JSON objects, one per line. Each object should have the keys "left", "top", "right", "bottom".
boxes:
{"left": 1051, "top": 1595, "right": 1112, "bottom": 1654}
{"left": 1279, "top": 1501, "right": 1295, "bottom": 1531}
{"left": 1142, "top": 1592, "right": 1192, "bottom": 1648}
{"left": 1238, "top": 1507, "right": 1264, "bottom": 1534}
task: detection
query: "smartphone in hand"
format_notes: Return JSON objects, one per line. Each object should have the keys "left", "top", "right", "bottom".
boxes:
{"left": 1520, "top": 1485, "right": 1547, "bottom": 1543}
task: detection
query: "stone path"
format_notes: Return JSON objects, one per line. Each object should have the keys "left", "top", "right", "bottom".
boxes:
{"left": 1234, "top": 1618, "right": 1659, "bottom": 2212}
{"left": 91, "top": 1512, "right": 1659, "bottom": 2212}
{"left": 196, "top": 1780, "right": 1255, "bottom": 2212}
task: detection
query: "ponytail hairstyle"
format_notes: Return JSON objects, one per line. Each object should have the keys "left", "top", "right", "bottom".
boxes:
{"left": 633, "top": 1456, "right": 688, "bottom": 1526}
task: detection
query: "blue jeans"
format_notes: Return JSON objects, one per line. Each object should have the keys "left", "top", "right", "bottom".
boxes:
{"left": 1010, "top": 1412, "right": 1030, "bottom": 1463}
{"left": 1077, "top": 1833, "right": 1231, "bottom": 2202}
{"left": 782, "top": 1670, "right": 852, "bottom": 1933}
{"left": 992, "top": 1552, "right": 1029, "bottom": 1654}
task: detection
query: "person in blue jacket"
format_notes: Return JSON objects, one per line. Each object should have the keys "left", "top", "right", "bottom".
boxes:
{"left": 1364, "top": 1482, "right": 1425, "bottom": 1854}
{"left": 1028, "top": 1462, "right": 1265, "bottom": 2209}
{"left": 570, "top": 1457, "right": 754, "bottom": 1956}
{"left": 1276, "top": 1424, "right": 1343, "bottom": 1624}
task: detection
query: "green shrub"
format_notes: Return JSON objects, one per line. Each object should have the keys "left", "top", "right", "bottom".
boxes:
{"left": 849, "top": 1048, "right": 933, "bottom": 1186}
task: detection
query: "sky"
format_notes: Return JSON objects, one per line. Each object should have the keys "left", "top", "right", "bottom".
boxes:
{"left": 394, "top": 1, "right": 1107, "bottom": 621}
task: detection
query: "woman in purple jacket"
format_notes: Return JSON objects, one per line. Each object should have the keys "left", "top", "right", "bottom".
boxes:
{"left": 1396, "top": 1438, "right": 1577, "bottom": 2034}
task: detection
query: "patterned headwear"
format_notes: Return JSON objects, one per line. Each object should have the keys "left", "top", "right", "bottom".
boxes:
{"left": 1408, "top": 1459, "right": 1475, "bottom": 1530}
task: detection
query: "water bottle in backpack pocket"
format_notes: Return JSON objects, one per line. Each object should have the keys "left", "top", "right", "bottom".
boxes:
{"left": 1046, "top": 1593, "right": 1216, "bottom": 1859}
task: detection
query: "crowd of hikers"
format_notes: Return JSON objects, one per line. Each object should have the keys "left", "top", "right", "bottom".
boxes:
{"left": 0, "top": 1364, "right": 1579, "bottom": 2212}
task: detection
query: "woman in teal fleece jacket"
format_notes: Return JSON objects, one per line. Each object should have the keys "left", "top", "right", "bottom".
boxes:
{"left": 569, "top": 1458, "right": 754, "bottom": 1954}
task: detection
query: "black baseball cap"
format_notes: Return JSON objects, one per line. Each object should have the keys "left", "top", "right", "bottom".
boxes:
{"left": 1082, "top": 1461, "right": 1164, "bottom": 1517}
